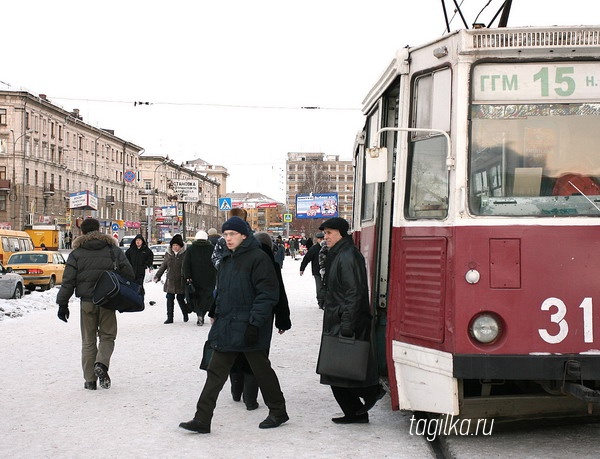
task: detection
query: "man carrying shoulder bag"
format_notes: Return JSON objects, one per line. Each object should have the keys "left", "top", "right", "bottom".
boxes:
{"left": 56, "top": 218, "right": 134, "bottom": 391}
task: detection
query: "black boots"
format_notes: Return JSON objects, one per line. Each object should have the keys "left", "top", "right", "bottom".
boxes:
{"left": 165, "top": 299, "right": 174, "bottom": 324}
{"left": 94, "top": 362, "right": 111, "bottom": 389}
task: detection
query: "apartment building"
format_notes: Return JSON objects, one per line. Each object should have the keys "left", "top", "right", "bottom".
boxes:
{"left": 286, "top": 152, "right": 354, "bottom": 235}
{"left": 0, "top": 90, "right": 222, "bottom": 241}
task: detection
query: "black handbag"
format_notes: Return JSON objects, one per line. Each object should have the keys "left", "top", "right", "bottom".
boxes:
{"left": 92, "top": 247, "right": 145, "bottom": 313}
{"left": 199, "top": 340, "right": 213, "bottom": 371}
{"left": 184, "top": 281, "right": 196, "bottom": 313}
{"left": 316, "top": 333, "right": 370, "bottom": 381}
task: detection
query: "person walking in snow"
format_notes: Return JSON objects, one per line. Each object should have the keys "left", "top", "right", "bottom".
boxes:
{"left": 179, "top": 217, "right": 289, "bottom": 434}
{"left": 56, "top": 218, "right": 135, "bottom": 391}
{"left": 183, "top": 230, "right": 216, "bottom": 326}
{"left": 153, "top": 234, "right": 188, "bottom": 324}
{"left": 125, "top": 234, "right": 154, "bottom": 286}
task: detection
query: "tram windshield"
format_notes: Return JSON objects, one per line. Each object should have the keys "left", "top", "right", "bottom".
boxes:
{"left": 469, "top": 63, "right": 600, "bottom": 217}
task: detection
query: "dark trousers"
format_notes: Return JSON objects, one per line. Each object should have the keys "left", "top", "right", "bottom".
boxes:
{"left": 194, "top": 349, "right": 286, "bottom": 425}
{"left": 331, "top": 384, "right": 381, "bottom": 416}
{"left": 313, "top": 274, "right": 325, "bottom": 308}
{"left": 230, "top": 370, "right": 259, "bottom": 405}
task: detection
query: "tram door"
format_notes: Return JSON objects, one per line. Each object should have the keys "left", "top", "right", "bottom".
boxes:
{"left": 359, "top": 78, "right": 401, "bottom": 377}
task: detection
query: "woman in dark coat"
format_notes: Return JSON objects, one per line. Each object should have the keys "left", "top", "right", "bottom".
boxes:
{"left": 183, "top": 230, "right": 216, "bottom": 326}
{"left": 125, "top": 234, "right": 154, "bottom": 285}
{"left": 318, "top": 217, "right": 383, "bottom": 424}
{"left": 153, "top": 234, "right": 188, "bottom": 324}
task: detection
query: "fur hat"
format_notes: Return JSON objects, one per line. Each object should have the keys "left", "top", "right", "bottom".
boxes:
{"left": 315, "top": 232, "right": 325, "bottom": 239}
{"left": 170, "top": 234, "right": 185, "bottom": 247}
{"left": 194, "top": 230, "right": 208, "bottom": 240}
{"left": 319, "top": 217, "right": 349, "bottom": 237}
{"left": 222, "top": 216, "right": 250, "bottom": 236}
{"left": 207, "top": 228, "right": 218, "bottom": 236}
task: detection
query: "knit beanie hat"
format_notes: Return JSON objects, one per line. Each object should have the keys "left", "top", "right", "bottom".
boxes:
{"left": 222, "top": 216, "right": 250, "bottom": 236}
{"left": 207, "top": 228, "right": 218, "bottom": 236}
{"left": 170, "top": 234, "right": 184, "bottom": 247}
{"left": 194, "top": 230, "right": 208, "bottom": 240}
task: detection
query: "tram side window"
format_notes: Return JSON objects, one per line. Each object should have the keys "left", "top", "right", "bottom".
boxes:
{"left": 406, "top": 70, "right": 450, "bottom": 219}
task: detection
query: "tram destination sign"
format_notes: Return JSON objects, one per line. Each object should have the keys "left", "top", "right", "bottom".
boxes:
{"left": 473, "top": 62, "right": 600, "bottom": 101}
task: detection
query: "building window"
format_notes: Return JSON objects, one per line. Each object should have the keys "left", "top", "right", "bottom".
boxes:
{"left": 0, "top": 195, "right": 5, "bottom": 211}
{"left": 0, "top": 108, "right": 6, "bottom": 125}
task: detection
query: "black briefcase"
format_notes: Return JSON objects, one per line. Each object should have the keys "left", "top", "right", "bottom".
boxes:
{"left": 316, "top": 333, "right": 370, "bottom": 381}
{"left": 93, "top": 270, "right": 145, "bottom": 313}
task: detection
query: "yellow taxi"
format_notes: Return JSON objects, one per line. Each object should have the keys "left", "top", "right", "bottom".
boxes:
{"left": 6, "top": 251, "right": 66, "bottom": 291}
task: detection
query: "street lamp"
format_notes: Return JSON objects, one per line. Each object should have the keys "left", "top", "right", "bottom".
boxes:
{"left": 148, "top": 158, "right": 169, "bottom": 243}
{"left": 10, "top": 128, "right": 32, "bottom": 224}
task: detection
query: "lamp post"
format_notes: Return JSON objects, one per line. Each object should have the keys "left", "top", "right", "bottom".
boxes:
{"left": 10, "top": 128, "right": 32, "bottom": 226}
{"left": 150, "top": 158, "right": 169, "bottom": 243}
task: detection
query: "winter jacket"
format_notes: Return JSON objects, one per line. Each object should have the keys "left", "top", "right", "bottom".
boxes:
{"left": 258, "top": 242, "right": 291, "bottom": 332}
{"left": 208, "top": 234, "right": 279, "bottom": 352}
{"left": 299, "top": 242, "right": 321, "bottom": 277}
{"left": 182, "top": 239, "right": 216, "bottom": 313}
{"left": 154, "top": 245, "right": 187, "bottom": 294}
{"left": 320, "top": 235, "right": 379, "bottom": 388}
{"left": 274, "top": 242, "right": 285, "bottom": 268}
{"left": 57, "top": 231, "right": 134, "bottom": 304}
{"left": 125, "top": 235, "right": 154, "bottom": 283}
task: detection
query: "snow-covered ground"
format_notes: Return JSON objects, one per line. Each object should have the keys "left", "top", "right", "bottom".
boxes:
{"left": 0, "top": 256, "right": 430, "bottom": 458}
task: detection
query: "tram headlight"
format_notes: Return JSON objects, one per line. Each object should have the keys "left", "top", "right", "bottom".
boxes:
{"left": 470, "top": 313, "right": 501, "bottom": 344}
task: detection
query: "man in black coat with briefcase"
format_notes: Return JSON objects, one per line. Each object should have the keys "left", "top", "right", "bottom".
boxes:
{"left": 317, "top": 217, "right": 384, "bottom": 424}
{"left": 56, "top": 218, "right": 134, "bottom": 391}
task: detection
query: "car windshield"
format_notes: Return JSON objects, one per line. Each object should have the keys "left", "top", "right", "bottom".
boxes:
{"left": 9, "top": 253, "right": 48, "bottom": 264}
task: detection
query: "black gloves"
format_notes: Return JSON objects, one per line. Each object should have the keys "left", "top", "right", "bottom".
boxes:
{"left": 340, "top": 327, "right": 354, "bottom": 338}
{"left": 57, "top": 305, "right": 70, "bottom": 323}
{"left": 244, "top": 324, "right": 260, "bottom": 346}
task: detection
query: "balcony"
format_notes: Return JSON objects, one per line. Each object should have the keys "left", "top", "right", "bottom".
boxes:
{"left": 0, "top": 179, "right": 11, "bottom": 191}
{"left": 43, "top": 184, "right": 55, "bottom": 196}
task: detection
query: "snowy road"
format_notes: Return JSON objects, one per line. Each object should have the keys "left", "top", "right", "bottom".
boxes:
{"left": 0, "top": 257, "right": 430, "bottom": 458}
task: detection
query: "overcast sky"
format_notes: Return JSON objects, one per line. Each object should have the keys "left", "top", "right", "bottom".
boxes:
{"left": 2, "top": 0, "right": 598, "bottom": 201}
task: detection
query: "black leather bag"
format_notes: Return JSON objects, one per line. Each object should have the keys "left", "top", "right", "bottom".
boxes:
{"left": 199, "top": 340, "right": 213, "bottom": 371}
{"left": 184, "top": 282, "right": 196, "bottom": 314}
{"left": 316, "top": 333, "right": 370, "bottom": 381}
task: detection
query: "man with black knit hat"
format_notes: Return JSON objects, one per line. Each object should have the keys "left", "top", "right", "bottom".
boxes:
{"left": 56, "top": 218, "right": 135, "bottom": 390}
{"left": 317, "top": 217, "right": 384, "bottom": 424}
{"left": 180, "top": 216, "right": 289, "bottom": 434}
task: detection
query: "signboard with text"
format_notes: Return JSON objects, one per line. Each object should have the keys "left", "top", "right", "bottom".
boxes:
{"left": 169, "top": 180, "right": 199, "bottom": 203}
{"left": 69, "top": 190, "right": 98, "bottom": 211}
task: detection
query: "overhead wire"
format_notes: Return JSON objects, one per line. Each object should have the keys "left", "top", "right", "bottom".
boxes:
{"left": 49, "top": 96, "right": 360, "bottom": 111}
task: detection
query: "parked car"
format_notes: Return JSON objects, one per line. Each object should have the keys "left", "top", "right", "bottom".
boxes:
{"left": 6, "top": 251, "right": 66, "bottom": 291}
{"left": 149, "top": 244, "right": 169, "bottom": 268}
{"left": 0, "top": 263, "right": 25, "bottom": 299}
{"left": 120, "top": 235, "right": 137, "bottom": 247}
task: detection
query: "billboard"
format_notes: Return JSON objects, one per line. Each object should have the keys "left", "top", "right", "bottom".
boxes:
{"left": 295, "top": 193, "right": 338, "bottom": 219}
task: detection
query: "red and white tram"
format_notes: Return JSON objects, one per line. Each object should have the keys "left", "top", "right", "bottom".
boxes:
{"left": 353, "top": 22, "right": 600, "bottom": 421}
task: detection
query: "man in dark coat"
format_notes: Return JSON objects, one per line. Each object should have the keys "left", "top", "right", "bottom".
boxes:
{"left": 318, "top": 217, "right": 384, "bottom": 424}
{"left": 125, "top": 234, "right": 154, "bottom": 285}
{"left": 179, "top": 216, "right": 289, "bottom": 434}
{"left": 228, "top": 231, "right": 292, "bottom": 410}
{"left": 299, "top": 231, "right": 326, "bottom": 309}
{"left": 183, "top": 230, "right": 216, "bottom": 326}
{"left": 56, "top": 218, "right": 134, "bottom": 390}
